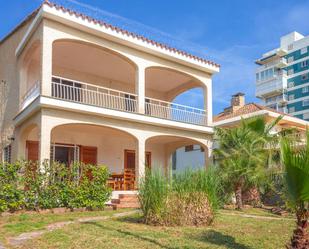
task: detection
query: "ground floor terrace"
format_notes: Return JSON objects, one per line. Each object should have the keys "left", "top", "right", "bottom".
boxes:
{"left": 13, "top": 108, "right": 213, "bottom": 190}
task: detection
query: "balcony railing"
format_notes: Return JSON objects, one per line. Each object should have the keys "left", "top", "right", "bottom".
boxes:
{"left": 51, "top": 76, "right": 137, "bottom": 113}
{"left": 49, "top": 76, "right": 207, "bottom": 126}
{"left": 145, "top": 98, "right": 207, "bottom": 125}
{"left": 20, "top": 81, "right": 40, "bottom": 110}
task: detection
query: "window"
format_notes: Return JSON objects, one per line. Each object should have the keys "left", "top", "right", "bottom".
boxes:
{"left": 302, "top": 86, "right": 309, "bottom": 93}
{"left": 288, "top": 94, "right": 294, "bottom": 100}
{"left": 301, "top": 60, "right": 308, "bottom": 68}
{"left": 185, "top": 145, "right": 194, "bottom": 152}
{"left": 256, "top": 73, "right": 260, "bottom": 81}
{"left": 288, "top": 44, "right": 294, "bottom": 50}
{"left": 3, "top": 145, "right": 11, "bottom": 163}
{"left": 301, "top": 47, "right": 308, "bottom": 55}
{"left": 289, "top": 106, "right": 295, "bottom": 113}
{"left": 287, "top": 56, "right": 294, "bottom": 63}
{"left": 301, "top": 74, "right": 309, "bottom": 81}
{"left": 288, "top": 81, "right": 295, "bottom": 88}
{"left": 303, "top": 99, "right": 309, "bottom": 107}
{"left": 303, "top": 112, "right": 309, "bottom": 120}
{"left": 288, "top": 69, "right": 294, "bottom": 75}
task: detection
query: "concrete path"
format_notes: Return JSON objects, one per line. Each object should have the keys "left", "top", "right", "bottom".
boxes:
{"left": 220, "top": 211, "right": 295, "bottom": 221}
{"left": 7, "top": 210, "right": 139, "bottom": 247}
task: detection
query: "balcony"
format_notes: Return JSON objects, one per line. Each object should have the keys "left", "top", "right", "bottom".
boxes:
{"left": 49, "top": 76, "right": 207, "bottom": 126}
{"left": 256, "top": 73, "right": 287, "bottom": 98}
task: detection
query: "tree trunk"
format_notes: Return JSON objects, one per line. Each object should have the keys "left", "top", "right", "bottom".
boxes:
{"left": 235, "top": 183, "right": 243, "bottom": 210}
{"left": 287, "top": 209, "right": 309, "bottom": 249}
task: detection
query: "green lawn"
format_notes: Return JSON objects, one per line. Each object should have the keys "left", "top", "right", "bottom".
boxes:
{"left": 0, "top": 208, "right": 295, "bottom": 249}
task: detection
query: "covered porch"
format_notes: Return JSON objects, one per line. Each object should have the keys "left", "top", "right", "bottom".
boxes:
{"left": 18, "top": 121, "right": 211, "bottom": 191}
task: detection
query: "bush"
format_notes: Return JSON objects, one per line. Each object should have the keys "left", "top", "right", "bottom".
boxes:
{"left": 0, "top": 161, "right": 112, "bottom": 213}
{"left": 0, "top": 162, "right": 24, "bottom": 212}
{"left": 139, "top": 167, "right": 221, "bottom": 226}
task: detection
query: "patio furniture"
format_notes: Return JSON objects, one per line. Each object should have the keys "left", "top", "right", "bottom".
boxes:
{"left": 110, "top": 173, "right": 124, "bottom": 190}
{"left": 123, "top": 169, "right": 135, "bottom": 190}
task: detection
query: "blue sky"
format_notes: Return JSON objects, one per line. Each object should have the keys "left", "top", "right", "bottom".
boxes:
{"left": 1, "top": 0, "right": 309, "bottom": 114}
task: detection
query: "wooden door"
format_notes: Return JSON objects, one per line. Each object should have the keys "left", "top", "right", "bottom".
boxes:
{"left": 80, "top": 146, "right": 97, "bottom": 165}
{"left": 146, "top": 152, "right": 151, "bottom": 169}
{"left": 124, "top": 150, "right": 152, "bottom": 170}
{"left": 26, "top": 141, "right": 39, "bottom": 161}
{"left": 124, "top": 150, "right": 135, "bottom": 170}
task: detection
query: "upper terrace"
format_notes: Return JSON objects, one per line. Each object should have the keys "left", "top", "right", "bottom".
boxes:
{"left": 14, "top": 1, "right": 219, "bottom": 128}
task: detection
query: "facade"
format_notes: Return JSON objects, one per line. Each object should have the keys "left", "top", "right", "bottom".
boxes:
{"left": 0, "top": 1, "right": 219, "bottom": 187}
{"left": 213, "top": 93, "right": 309, "bottom": 137}
{"left": 255, "top": 31, "right": 309, "bottom": 121}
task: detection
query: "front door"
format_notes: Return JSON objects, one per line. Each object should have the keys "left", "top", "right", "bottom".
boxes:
{"left": 26, "top": 141, "right": 39, "bottom": 161}
{"left": 124, "top": 150, "right": 152, "bottom": 170}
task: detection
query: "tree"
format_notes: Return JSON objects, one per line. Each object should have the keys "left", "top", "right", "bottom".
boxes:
{"left": 214, "top": 116, "right": 280, "bottom": 210}
{"left": 281, "top": 131, "right": 309, "bottom": 249}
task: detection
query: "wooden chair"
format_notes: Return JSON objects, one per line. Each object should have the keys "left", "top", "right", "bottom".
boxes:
{"left": 123, "top": 169, "right": 135, "bottom": 190}
{"left": 107, "top": 178, "right": 115, "bottom": 190}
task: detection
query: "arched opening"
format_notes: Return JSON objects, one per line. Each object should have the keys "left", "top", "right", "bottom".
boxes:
{"left": 19, "top": 123, "right": 40, "bottom": 161}
{"left": 145, "top": 135, "right": 208, "bottom": 176}
{"left": 51, "top": 39, "right": 137, "bottom": 112}
{"left": 51, "top": 123, "right": 137, "bottom": 172}
{"left": 19, "top": 40, "right": 41, "bottom": 108}
{"left": 145, "top": 67, "right": 207, "bottom": 125}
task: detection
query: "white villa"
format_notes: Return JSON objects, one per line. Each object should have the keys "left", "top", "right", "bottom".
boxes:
{"left": 0, "top": 1, "right": 220, "bottom": 190}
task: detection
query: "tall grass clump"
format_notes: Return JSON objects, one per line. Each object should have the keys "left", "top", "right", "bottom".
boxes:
{"left": 139, "top": 167, "right": 222, "bottom": 226}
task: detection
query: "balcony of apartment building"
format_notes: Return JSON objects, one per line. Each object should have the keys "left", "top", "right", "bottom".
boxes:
{"left": 19, "top": 39, "right": 210, "bottom": 127}
{"left": 255, "top": 69, "right": 288, "bottom": 98}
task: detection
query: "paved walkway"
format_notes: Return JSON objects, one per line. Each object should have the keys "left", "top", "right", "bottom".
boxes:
{"left": 220, "top": 210, "right": 295, "bottom": 221}
{"left": 7, "top": 210, "right": 140, "bottom": 247}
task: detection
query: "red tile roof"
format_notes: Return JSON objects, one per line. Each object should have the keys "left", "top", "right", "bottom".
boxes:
{"left": 213, "top": 103, "right": 287, "bottom": 122}
{"left": 1, "top": 0, "right": 219, "bottom": 69}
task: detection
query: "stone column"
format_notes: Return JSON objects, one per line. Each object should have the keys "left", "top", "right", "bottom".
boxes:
{"left": 38, "top": 113, "right": 51, "bottom": 171}
{"left": 40, "top": 25, "right": 53, "bottom": 97}
{"left": 135, "top": 65, "right": 145, "bottom": 114}
{"left": 135, "top": 137, "right": 145, "bottom": 187}
{"left": 203, "top": 83, "right": 212, "bottom": 126}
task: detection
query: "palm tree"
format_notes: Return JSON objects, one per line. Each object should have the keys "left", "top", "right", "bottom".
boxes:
{"left": 281, "top": 131, "right": 309, "bottom": 249}
{"left": 215, "top": 116, "right": 280, "bottom": 210}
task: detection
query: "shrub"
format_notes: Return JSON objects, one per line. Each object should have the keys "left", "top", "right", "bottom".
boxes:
{"left": 139, "top": 167, "right": 221, "bottom": 226}
{"left": 0, "top": 161, "right": 111, "bottom": 213}
{"left": 0, "top": 162, "right": 24, "bottom": 212}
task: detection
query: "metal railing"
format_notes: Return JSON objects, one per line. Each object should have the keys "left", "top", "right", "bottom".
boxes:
{"left": 50, "top": 76, "right": 208, "bottom": 126}
{"left": 51, "top": 76, "right": 137, "bottom": 113}
{"left": 145, "top": 97, "right": 207, "bottom": 125}
{"left": 20, "top": 81, "right": 40, "bottom": 110}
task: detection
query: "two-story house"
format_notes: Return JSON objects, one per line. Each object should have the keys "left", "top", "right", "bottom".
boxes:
{"left": 0, "top": 1, "right": 219, "bottom": 188}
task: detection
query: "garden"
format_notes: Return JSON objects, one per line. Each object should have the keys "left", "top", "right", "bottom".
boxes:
{"left": 0, "top": 116, "right": 308, "bottom": 248}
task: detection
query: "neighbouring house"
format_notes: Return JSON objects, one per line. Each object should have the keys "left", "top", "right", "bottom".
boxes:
{"left": 213, "top": 92, "right": 309, "bottom": 140}
{"left": 0, "top": 1, "right": 219, "bottom": 192}
{"left": 255, "top": 31, "right": 309, "bottom": 120}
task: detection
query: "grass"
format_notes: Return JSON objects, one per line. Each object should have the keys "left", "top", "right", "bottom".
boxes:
{"left": 1, "top": 208, "right": 295, "bottom": 249}
{"left": 0, "top": 208, "right": 131, "bottom": 244}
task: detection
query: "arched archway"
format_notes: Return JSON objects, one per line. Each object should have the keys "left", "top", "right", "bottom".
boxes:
{"left": 51, "top": 123, "right": 138, "bottom": 172}
{"left": 145, "top": 135, "right": 210, "bottom": 176}
{"left": 52, "top": 39, "right": 137, "bottom": 94}
{"left": 19, "top": 40, "right": 41, "bottom": 102}
{"left": 144, "top": 66, "right": 208, "bottom": 125}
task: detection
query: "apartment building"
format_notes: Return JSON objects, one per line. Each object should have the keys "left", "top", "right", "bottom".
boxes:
{"left": 0, "top": 1, "right": 219, "bottom": 187}
{"left": 255, "top": 32, "right": 309, "bottom": 120}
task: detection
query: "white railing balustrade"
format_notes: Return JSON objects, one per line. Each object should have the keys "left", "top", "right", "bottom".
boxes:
{"left": 145, "top": 98, "right": 207, "bottom": 125}
{"left": 20, "top": 81, "right": 40, "bottom": 110}
{"left": 51, "top": 76, "right": 137, "bottom": 113}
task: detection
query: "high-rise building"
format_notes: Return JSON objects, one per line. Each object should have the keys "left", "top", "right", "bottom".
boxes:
{"left": 255, "top": 32, "right": 309, "bottom": 120}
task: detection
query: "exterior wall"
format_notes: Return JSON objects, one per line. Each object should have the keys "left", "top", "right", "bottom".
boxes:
{"left": 0, "top": 18, "right": 34, "bottom": 159}
{"left": 173, "top": 145, "right": 205, "bottom": 173}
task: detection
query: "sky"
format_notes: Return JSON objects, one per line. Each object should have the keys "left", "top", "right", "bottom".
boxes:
{"left": 1, "top": 0, "right": 309, "bottom": 114}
